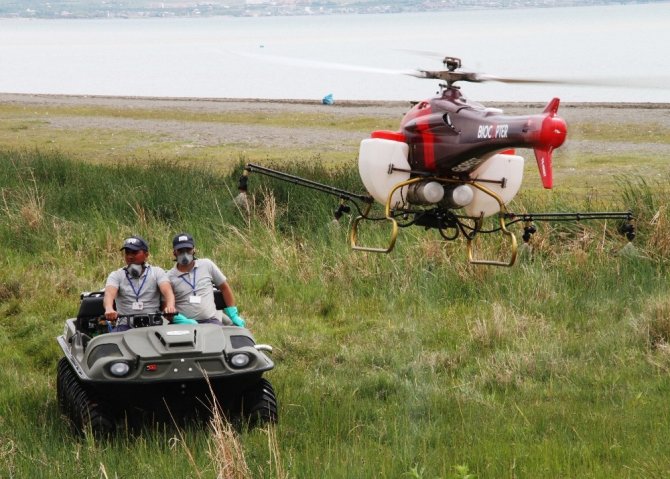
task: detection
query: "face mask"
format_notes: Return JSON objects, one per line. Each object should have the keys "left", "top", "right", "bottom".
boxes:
{"left": 126, "top": 263, "right": 143, "bottom": 278}
{"left": 177, "top": 252, "right": 194, "bottom": 266}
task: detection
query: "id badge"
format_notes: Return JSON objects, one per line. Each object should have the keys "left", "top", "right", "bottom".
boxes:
{"left": 189, "top": 295, "right": 202, "bottom": 304}
{"left": 132, "top": 301, "right": 144, "bottom": 310}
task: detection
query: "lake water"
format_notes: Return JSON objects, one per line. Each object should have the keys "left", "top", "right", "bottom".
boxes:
{"left": 1, "top": 2, "right": 669, "bottom": 103}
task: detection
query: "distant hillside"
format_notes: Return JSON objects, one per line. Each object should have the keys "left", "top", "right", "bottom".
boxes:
{"left": 0, "top": 0, "right": 666, "bottom": 19}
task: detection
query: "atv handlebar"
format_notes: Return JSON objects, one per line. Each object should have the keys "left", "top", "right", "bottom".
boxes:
{"left": 120, "top": 312, "right": 165, "bottom": 329}
{"left": 94, "top": 312, "right": 172, "bottom": 331}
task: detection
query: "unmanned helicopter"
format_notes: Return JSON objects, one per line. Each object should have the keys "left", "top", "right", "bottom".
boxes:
{"left": 238, "top": 56, "right": 635, "bottom": 266}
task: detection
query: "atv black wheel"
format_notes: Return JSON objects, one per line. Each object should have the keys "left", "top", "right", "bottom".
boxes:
{"left": 240, "top": 378, "right": 278, "bottom": 428}
{"left": 56, "top": 357, "right": 70, "bottom": 414}
{"left": 56, "top": 357, "right": 116, "bottom": 437}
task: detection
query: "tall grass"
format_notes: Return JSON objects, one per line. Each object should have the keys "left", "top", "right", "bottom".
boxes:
{"left": 1, "top": 148, "right": 670, "bottom": 478}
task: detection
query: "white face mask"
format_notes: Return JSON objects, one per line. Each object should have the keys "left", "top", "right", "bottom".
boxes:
{"left": 126, "top": 263, "right": 144, "bottom": 278}
{"left": 177, "top": 252, "right": 194, "bottom": 266}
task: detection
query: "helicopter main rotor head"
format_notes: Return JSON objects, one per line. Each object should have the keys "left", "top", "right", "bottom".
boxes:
{"left": 442, "top": 56, "right": 461, "bottom": 71}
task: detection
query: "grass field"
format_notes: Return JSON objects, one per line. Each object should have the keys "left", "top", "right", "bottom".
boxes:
{"left": 1, "top": 100, "right": 670, "bottom": 478}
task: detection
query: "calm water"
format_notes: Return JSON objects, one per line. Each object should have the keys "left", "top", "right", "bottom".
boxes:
{"left": 1, "top": 3, "right": 669, "bottom": 102}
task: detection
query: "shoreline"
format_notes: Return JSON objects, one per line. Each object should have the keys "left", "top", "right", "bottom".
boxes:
{"left": 2, "top": 92, "right": 670, "bottom": 110}
{"left": 2, "top": 91, "right": 668, "bottom": 158}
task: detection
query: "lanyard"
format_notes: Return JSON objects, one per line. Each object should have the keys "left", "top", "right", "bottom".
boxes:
{"left": 125, "top": 265, "right": 150, "bottom": 301}
{"left": 179, "top": 267, "right": 197, "bottom": 293}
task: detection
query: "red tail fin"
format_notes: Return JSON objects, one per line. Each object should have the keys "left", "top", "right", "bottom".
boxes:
{"left": 534, "top": 147, "right": 554, "bottom": 189}
{"left": 534, "top": 98, "right": 567, "bottom": 189}
{"left": 543, "top": 97, "right": 560, "bottom": 116}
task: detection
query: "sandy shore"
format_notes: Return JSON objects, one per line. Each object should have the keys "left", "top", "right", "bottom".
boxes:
{"left": 1, "top": 93, "right": 669, "bottom": 155}
{"left": 2, "top": 92, "right": 669, "bottom": 118}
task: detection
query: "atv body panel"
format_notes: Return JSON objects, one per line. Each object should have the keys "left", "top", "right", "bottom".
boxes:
{"left": 56, "top": 290, "right": 277, "bottom": 434}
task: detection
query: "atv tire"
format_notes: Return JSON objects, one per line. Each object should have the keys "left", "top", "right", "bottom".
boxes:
{"left": 56, "top": 357, "right": 70, "bottom": 414}
{"left": 56, "top": 357, "right": 115, "bottom": 437}
{"left": 240, "top": 378, "right": 278, "bottom": 428}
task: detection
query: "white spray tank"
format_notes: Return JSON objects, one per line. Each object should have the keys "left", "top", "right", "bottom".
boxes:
{"left": 463, "top": 152, "right": 525, "bottom": 218}
{"left": 358, "top": 136, "right": 410, "bottom": 206}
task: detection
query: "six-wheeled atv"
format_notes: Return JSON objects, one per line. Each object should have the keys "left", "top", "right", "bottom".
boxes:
{"left": 56, "top": 290, "right": 277, "bottom": 436}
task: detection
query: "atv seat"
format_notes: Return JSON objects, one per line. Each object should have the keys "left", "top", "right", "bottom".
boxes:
{"left": 213, "top": 287, "right": 227, "bottom": 310}
{"left": 76, "top": 291, "right": 106, "bottom": 335}
{"left": 78, "top": 291, "right": 105, "bottom": 316}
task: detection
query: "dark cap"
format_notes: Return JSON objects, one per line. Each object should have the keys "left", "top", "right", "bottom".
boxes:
{"left": 120, "top": 235, "right": 149, "bottom": 252}
{"left": 173, "top": 232, "right": 195, "bottom": 250}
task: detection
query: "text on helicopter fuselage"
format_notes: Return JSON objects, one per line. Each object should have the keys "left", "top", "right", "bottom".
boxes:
{"left": 477, "top": 124, "right": 509, "bottom": 139}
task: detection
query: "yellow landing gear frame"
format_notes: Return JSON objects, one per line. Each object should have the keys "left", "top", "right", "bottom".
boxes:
{"left": 350, "top": 177, "right": 518, "bottom": 266}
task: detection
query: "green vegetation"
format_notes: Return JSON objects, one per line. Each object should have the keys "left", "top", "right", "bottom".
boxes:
{"left": 0, "top": 0, "right": 659, "bottom": 19}
{"left": 0, "top": 103, "right": 389, "bottom": 167}
{"left": 569, "top": 121, "right": 670, "bottom": 144}
{"left": 1, "top": 139, "right": 670, "bottom": 478}
{"left": 0, "top": 103, "right": 398, "bottom": 133}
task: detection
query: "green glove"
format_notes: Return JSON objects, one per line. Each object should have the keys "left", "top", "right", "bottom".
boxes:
{"left": 172, "top": 313, "right": 197, "bottom": 325}
{"left": 224, "top": 306, "right": 246, "bottom": 327}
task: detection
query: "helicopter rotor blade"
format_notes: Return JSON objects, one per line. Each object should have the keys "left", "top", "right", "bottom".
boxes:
{"left": 409, "top": 70, "right": 479, "bottom": 82}
{"left": 231, "top": 51, "right": 417, "bottom": 77}
{"left": 480, "top": 73, "right": 670, "bottom": 89}
{"left": 475, "top": 74, "right": 570, "bottom": 84}
{"left": 410, "top": 70, "right": 559, "bottom": 84}
{"left": 413, "top": 70, "right": 670, "bottom": 90}
{"left": 233, "top": 50, "right": 669, "bottom": 91}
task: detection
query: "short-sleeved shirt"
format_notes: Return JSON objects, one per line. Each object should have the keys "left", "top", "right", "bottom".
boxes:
{"left": 105, "top": 264, "right": 169, "bottom": 315}
{"left": 168, "top": 258, "right": 227, "bottom": 321}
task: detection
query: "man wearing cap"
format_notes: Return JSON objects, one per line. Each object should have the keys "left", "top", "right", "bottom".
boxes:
{"left": 168, "top": 232, "right": 246, "bottom": 327}
{"left": 103, "top": 235, "right": 176, "bottom": 331}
